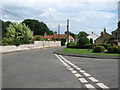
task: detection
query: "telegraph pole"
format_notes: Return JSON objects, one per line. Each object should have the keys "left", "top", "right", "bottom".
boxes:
{"left": 67, "top": 20, "right": 69, "bottom": 44}
{"left": 58, "top": 25, "right": 60, "bottom": 40}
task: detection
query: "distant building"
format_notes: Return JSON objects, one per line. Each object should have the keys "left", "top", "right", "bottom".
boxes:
{"left": 87, "top": 32, "right": 99, "bottom": 44}
{"left": 110, "top": 21, "right": 120, "bottom": 46}
{"left": 40, "top": 34, "right": 74, "bottom": 42}
{"left": 95, "top": 28, "right": 111, "bottom": 45}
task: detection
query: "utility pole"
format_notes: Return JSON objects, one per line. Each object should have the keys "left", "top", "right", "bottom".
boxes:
{"left": 67, "top": 20, "right": 69, "bottom": 44}
{"left": 58, "top": 25, "right": 60, "bottom": 40}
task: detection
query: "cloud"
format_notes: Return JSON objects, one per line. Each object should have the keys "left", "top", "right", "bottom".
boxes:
{"left": 1, "top": 0, "right": 118, "bottom": 35}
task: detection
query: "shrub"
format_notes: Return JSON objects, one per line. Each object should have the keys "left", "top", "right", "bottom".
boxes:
{"left": 35, "top": 35, "right": 41, "bottom": 41}
{"left": 5, "top": 23, "right": 33, "bottom": 45}
{"left": 98, "top": 44, "right": 111, "bottom": 49}
{"left": 61, "top": 39, "right": 66, "bottom": 46}
{"left": 117, "top": 46, "right": 120, "bottom": 53}
{"left": 90, "top": 38, "right": 93, "bottom": 44}
{"left": 67, "top": 42, "right": 77, "bottom": 48}
{"left": 77, "top": 37, "right": 90, "bottom": 48}
{"left": 93, "top": 46, "right": 105, "bottom": 53}
{"left": 86, "top": 44, "right": 96, "bottom": 49}
{"left": 42, "top": 38, "right": 48, "bottom": 41}
{"left": 107, "top": 46, "right": 118, "bottom": 53}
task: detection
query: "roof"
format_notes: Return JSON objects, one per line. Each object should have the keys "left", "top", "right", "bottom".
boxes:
{"left": 37, "top": 34, "right": 74, "bottom": 40}
{"left": 87, "top": 32, "right": 99, "bottom": 40}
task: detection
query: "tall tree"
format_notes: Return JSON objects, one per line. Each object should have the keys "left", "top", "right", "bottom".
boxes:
{"left": 77, "top": 31, "right": 88, "bottom": 39}
{"left": 22, "top": 19, "right": 49, "bottom": 35}
{"left": 65, "top": 31, "right": 76, "bottom": 39}
{"left": 1, "top": 20, "right": 12, "bottom": 37}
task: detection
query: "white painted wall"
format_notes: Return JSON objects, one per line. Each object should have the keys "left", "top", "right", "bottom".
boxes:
{"left": 87, "top": 33, "right": 99, "bottom": 44}
{"left": 0, "top": 41, "right": 61, "bottom": 53}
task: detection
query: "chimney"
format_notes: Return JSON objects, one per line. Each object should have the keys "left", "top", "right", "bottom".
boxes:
{"left": 44, "top": 32, "right": 46, "bottom": 38}
{"left": 104, "top": 28, "right": 106, "bottom": 33}
{"left": 101, "top": 32, "right": 103, "bottom": 36}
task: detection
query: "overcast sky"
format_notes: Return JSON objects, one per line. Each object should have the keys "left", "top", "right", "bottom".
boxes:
{"left": 1, "top": 0, "right": 119, "bottom": 35}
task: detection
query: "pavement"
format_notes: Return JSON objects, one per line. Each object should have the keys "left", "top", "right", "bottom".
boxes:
{"left": 2, "top": 46, "right": 119, "bottom": 89}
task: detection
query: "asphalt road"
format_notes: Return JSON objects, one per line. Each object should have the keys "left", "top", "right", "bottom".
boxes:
{"left": 2, "top": 47, "right": 118, "bottom": 89}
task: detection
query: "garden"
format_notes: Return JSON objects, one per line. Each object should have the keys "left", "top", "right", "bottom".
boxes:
{"left": 61, "top": 37, "right": 120, "bottom": 56}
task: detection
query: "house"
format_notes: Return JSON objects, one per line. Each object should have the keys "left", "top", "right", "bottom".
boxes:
{"left": 87, "top": 32, "right": 99, "bottom": 44}
{"left": 94, "top": 28, "right": 111, "bottom": 45}
{"left": 110, "top": 21, "right": 120, "bottom": 46}
{"left": 40, "top": 33, "right": 74, "bottom": 42}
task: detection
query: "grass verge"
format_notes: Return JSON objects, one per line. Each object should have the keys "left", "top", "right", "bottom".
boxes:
{"left": 61, "top": 48, "right": 119, "bottom": 56}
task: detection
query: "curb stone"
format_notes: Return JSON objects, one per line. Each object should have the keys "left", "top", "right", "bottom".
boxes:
{"left": 54, "top": 49, "right": 119, "bottom": 59}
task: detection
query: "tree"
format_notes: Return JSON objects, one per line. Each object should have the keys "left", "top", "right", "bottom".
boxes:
{"left": 77, "top": 31, "right": 88, "bottom": 39}
{"left": 77, "top": 37, "right": 90, "bottom": 48}
{"left": 90, "top": 38, "right": 93, "bottom": 44}
{"left": 46, "top": 30, "right": 54, "bottom": 35}
{"left": 1, "top": 20, "right": 12, "bottom": 37}
{"left": 5, "top": 23, "right": 33, "bottom": 45}
{"left": 22, "top": 19, "right": 49, "bottom": 35}
{"left": 65, "top": 31, "right": 76, "bottom": 39}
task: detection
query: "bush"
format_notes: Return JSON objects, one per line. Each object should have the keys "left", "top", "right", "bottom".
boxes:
{"left": 98, "top": 44, "right": 111, "bottom": 49}
{"left": 86, "top": 44, "right": 96, "bottom": 49}
{"left": 67, "top": 42, "right": 77, "bottom": 48}
{"left": 61, "top": 39, "right": 66, "bottom": 46}
{"left": 107, "top": 46, "right": 118, "bottom": 53}
{"left": 42, "top": 38, "right": 48, "bottom": 41}
{"left": 35, "top": 35, "right": 41, "bottom": 41}
{"left": 5, "top": 23, "right": 33, "bottom": 45}
{"left": 77, "top": 37, "right": 90, "bottom": 48}
{"left": 117, "top": 46, "right": 120, "bottom": 53}
{"left": 93, "top": 46, "right": 105, "bottom": 53}
{"left": 90, "top": 38, "right": 93, "bottom": 44}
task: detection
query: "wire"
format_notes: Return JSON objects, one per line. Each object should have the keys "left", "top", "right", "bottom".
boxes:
{"left": 0, "top": 8, "right": 24, "bottom": 19}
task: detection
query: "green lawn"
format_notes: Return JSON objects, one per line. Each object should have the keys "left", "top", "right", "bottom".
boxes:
{"left": 61, "top": 48, "right": 119, "bottom": 56}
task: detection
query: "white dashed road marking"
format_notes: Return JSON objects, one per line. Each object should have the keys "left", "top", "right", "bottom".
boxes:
{"left": 83, "top": 73, "right": 91, "bottom": 77}
{"left": 74, "top": 73, "right": 82, "bottom": 77}
{"left": 69, "top": 68, "right": 73, "bottom": 71}
{"left": 76, "top": 67, "right": 81, "bottom": 70}
{"left": 71, "top": 70, "right": 77, "bottom": 74}
{"left": 79, "top": 78, "right": 88, "bottom": 83}
{"left": 85, "top": 84, "right": 95, "bottom": 88}
{"left": 89, "top": 77, "right": 99, "bottom": 82}
{"left": 80, "top": 70, "right": 86, "bottom": 73}
{"left": 55, "top": 54, "right": 110, "bottom": 89}
{"left": 97, "top": 83, "right": 109, "bottom": 89}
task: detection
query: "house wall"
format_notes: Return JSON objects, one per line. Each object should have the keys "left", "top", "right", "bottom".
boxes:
{"left": 0, "top": 41, "right": 61, "bottom": 53}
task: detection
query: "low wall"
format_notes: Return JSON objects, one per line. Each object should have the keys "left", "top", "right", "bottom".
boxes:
{"left": 0, "top": 41, "right": 61, "bottom": 53}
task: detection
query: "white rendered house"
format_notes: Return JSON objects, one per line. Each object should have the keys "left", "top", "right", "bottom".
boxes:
{"left": 87, "top": 32, "right": 99, "bottom": 44}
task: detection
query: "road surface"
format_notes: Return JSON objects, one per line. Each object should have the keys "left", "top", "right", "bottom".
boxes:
{"left": 2, "top": 47, "right": 118, "bottom": 89}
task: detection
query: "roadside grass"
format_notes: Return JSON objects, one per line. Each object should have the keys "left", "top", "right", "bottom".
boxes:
{"left": 61, "top": 48, "right": 119, "bottom": 56}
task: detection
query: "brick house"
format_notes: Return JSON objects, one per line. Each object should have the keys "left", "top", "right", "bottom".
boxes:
{"left": 110, "top": 21, "right": 120, "bottom": 46}
{"left": 94, "top": 28, "right": 111, "bottom": 45}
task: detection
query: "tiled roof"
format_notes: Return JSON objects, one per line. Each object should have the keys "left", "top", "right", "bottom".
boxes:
{"left": 39, "top": 34, "right": 74, "bottom": 40}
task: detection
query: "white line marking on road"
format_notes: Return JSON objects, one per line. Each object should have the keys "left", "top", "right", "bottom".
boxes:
{"left": 85, "top": 84, "right": 95, "bottom": 88}
{"left": 71, "top": 70, "right": 77, "bottom": 74}
{"left": 83, "top": 73, "right": 91, "bottom": 77}
{"left": 74, "top": 73, "right": 82, "bottom": 78}
{"left": 69, "top": 68, "right": 74, "bottom": 71}
{"left": 89, "top": 77, "right": 99, "bottom": 82}
{"left": 80, "top": 70, "right": 86, "bottom": 73}
{"left": 55, "top": 54, "right": 109, "bottom": 89}
{"left": 74, "top": 66, "right": 78, "bottom": 68}
{"left": 97, "top": 83, "right": 109, "bottom": 89}
{"left": 79, "top": 78, "right": 88, "bottom": 83}
{"left": 76, "top": 67, "right": 81, "bottom": 70}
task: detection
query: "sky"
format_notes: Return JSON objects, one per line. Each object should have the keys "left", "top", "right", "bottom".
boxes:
{"left": 1, "top": 0, "right": 120, "bottom": 35}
